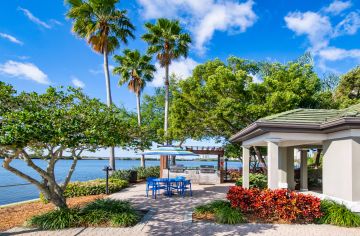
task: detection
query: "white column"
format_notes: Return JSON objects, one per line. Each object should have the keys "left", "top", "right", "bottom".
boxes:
{"left": 267, "top": 141, "right": 280, "bottom": 189}
{"left": 286, "top": 147, "right": 295, "bottom": 190}
{"left": 242, "top": 146, "right": 250, "bottom": 188}
{"left": 300, "top": 150, "right": 308, "bottom": 191}
{"left": 278, "top": 147, "right": 288, "bottom": 189}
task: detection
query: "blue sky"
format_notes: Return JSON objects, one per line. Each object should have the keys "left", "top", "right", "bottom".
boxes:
{"left": 0, "top": 0, "right": 359, "bottom": 156}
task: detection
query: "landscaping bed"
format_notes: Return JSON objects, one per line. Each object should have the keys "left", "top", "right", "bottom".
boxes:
{"left": 193, "top": 186, "right": 360, "bottom": 227}
{"left": 27, "top": 199, "right": 143, "bottom": 230}
{"left": 0, "top": 194, "right": 105, "bottom": 231}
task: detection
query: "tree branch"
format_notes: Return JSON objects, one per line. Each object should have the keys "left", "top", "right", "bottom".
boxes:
{"left": 62, "top": 149, "right": 81, "bottom": 190}
{"left": 2, "top": 157, "right": 47, "bottom": 193}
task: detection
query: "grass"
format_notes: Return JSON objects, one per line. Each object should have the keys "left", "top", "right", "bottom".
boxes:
{"left": 27, "top": 199, "right": 141, "bottom": 230}
{"left": 318, "top": 200, "right": 360, "bottom": 227}
{"left": 194, "top": 200, "right": 246, "bottom": 224}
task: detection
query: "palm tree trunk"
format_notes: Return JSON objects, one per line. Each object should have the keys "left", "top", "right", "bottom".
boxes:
{"left": 136, "top": 91, "right": 141, "bottom": 125}
{"left": 164, "top": 63, "right": 169, "bottom": 145}
{"left": 103, "top": 45, "right": 115, "bottom": 171}
{"left": 137, "top": 91, "right": 145, "bottom": 168}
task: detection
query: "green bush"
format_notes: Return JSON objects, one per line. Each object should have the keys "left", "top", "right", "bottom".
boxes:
{"left": 27, "top": 207, "right": 81, "bottom": 230}
{"left": 40, "top": 179, "right": 129, "bottom": 202}
{"left": 111, "top": 169, "right": 137, "bottom": 182}
{"left": 28, "top": 199, "right": 141, "bottom": 229}
{"left": 110, "top": 212, "right": 140, "bottom": 227}
{"left": 134, "top": 166, "right": 160, "bottom": 179}
{"left": 194, "top": 200, "right": 245, "bottom": 225}
{"left": 235, "top": 173, "right": 267, "bottom": 189}
{"left": 194, "top": 200, "right": 231, "bottom": 214}
{"left": 215, "top": 206, "right": 246, "bottom": 224}
{"left": 318, "top": 200, "right": 360, "bottom": 227}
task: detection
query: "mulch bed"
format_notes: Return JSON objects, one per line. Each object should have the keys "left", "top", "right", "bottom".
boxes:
{"left": 0, "top": 194, "right": 105, "bottom": 231}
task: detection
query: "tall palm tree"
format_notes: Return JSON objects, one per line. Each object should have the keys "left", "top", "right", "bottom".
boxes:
{"left": 142, "top": 18, "right": 191, "bottom": 143}
{"left": 66, "top": 0, "right": 135, "bottom": 170}
{"left": 113, "top": 50, "right": 155, "bottom": 167}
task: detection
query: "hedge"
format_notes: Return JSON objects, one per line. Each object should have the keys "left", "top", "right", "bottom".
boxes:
{"left": 40, "top": 179, "right": 128, "bottom": 202}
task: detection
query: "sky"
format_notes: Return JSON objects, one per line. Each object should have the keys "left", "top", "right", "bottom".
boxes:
{"left": 0, "top": 0, "right": 360, "bottom": 157}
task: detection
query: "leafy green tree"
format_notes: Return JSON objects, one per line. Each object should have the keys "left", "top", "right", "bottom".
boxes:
{"left": 113, "top": 49, "right": 156, "bottom": 167}
{"left": 0, "top": 84, "right": 137, "bottom": 209}
{"left": 335, "top": 66, "right": 360, "bottom": 108}
{"left": 142, "top": 18, "right": 191, "bottom": 142}
{"left": 65, "top": 0, "right": 135, "bottom": 170}
{"left": 170, "top": 56, "right": 322, "bottom": 167}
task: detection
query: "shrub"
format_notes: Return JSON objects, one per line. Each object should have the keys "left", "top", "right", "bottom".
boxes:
{"left": 235, "top": 173, "right": 267, "bottom": 189}
{"left": 29, "top": 199, "right": 141, "bottom": 229}
{"left": 27, "top": 207, "right": 81, "bottom": 230}
{"left": 215, "top": 206, "right": 246, "bottom": 224}
{"left": 226, "top": 169, "right": 241, "bottom": 181}
{"left": 64, "top": 179, "right": 128, "bottom": 198}
{"left": 194, "top": 200, "right": 231, "bottom": 215}
{"left": 194, "top": 200, "right": 245, "bottom": 224}
{"left": 318, "top": 200, "right": 360, "bottom": 227}
{"left": 134, "top": 166, "right": 160, "bottom": 179}
{"left": 111, "top": 170, "right": 137, "bottom": 182}
{"left": 110, "top": 212, "right": 140, "bottom": 227}
{"left": 40, "top": 179, "right": 129, "bottom": 202}
{"left": 227, "top": 186, "right": 322, "bottom": 223}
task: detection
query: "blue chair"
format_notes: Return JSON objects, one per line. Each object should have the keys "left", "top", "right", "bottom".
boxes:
{"left": 146, "top": 178, "right": 167, "bottom": 199}
{"left": 171, "top": 176, "right": 186, "bottom": 195}
{"left": 181, "top": 180, "right": 192, "bottom": 197}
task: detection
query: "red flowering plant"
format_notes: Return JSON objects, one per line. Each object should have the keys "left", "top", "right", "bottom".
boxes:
{"left": 227, "top": 186, "right": 322, "bottom": 223}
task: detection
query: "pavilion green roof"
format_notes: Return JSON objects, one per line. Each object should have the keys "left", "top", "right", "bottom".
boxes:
{"left": 259, "top": 103, "right": 360, "bottom": 125}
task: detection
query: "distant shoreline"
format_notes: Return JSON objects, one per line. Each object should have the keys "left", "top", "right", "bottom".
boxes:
{"left": 0, "top": 157, "right": 241, "bottom": 162}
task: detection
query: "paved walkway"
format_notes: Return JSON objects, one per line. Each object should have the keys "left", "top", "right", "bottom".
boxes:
{"left": 3, "top": 183, "right": 360, "bottom": 236}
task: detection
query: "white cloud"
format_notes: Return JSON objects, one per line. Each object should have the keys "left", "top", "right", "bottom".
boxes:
{"left": 0, "top": 33, "right": 23, "bottom": 45}
{"left": 0, "top": 60, "right": 49, "bottom": 84}
{"left": 151, "top": 58, "right": 198, "bottom": 87}
{"left": 318, "top": 47, "right": 360, "bottom": 61}
{"left": 71, "top": 76, "right": 85, "bottom": 88}
{"left": 137, "top": 0, "right": 257, "bottom": 54}
{"left": 89, "top": 64, "right": 114, "bottom": 75}
{"left": 323, "top": 0, "right": 352, "bottom": 15}
{"left": 284, "top": 11, "right": 332, "bottom": 51}
{"left": 334, "top": 11, "right": 360, "bottom": 36}
{"left": 18, "top": 7, "right": 51, "bottom": 29}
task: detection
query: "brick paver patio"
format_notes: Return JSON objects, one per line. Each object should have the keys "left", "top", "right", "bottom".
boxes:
{"left": 3, "top": 183, "right": 360, "bottom": 236}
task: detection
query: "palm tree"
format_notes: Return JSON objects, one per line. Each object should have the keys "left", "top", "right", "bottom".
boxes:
{"left": 66, "top": 0, "right": 135, "bottom": 170}
{"left": 113, "top": 50, "right": 155, "bottom": 167}
{"left": 142, "top": 18, "right": 191, "bottom": 143}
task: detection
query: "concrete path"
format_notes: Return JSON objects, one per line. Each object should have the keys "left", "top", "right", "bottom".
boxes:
{"left": 3, "top": 183, "right": 360, "bottom": 236}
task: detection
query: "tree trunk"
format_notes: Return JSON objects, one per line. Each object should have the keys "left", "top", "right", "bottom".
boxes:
{"left": 164, "top": 63, "right": 169, "bottom": 145}
{"left": 136, "top": 91, "right": 141, "bottom": 126}
{"left": 314, "top": 149, "right": 322, "bottom": 169}
{"left": 50, "top": 192, "right": 67, "bottom": 209}
{"left": 103, "top": 45, "right": 115, "bottom": 171}
{"left": 253, "top": 146, "right": 267, "bottom": 174}
{"left": 140, "top": 155, "right": 146, "bottom": 168}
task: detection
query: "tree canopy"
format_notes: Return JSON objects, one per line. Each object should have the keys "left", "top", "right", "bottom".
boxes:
{"left": 0, "top": 83, "right": 138, "bottom": 208}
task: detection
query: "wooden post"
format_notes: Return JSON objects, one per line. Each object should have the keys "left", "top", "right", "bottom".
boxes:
{"left": 160, "top": 155, "right": 168, "bottom": 178}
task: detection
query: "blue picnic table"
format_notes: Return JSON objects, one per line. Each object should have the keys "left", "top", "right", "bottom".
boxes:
{"left": 146, "top": 177, "right": 192, "bottom": 198}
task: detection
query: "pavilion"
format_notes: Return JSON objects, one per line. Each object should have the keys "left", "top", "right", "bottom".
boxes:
{"left": 230, "top": 103, "right": 360, "bottom": 211}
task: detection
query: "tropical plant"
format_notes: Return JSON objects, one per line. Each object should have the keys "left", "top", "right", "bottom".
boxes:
{"left": 113, "top": 49, "right": 156, "bottom": 167}
{"left": 0, "top": 83, "right": 137, "bottom": 209}
{"left": 66, "top": 0, "right": 135, "bottom": 170}
{"left": 142, "top": 18, "right": 191, "bottom": 142}
{"left": 28, "top": 199, "right": 140, "bottom": 229}
{"left": 235, "top": 173, "right": 267, "bottom": 189}
{"left": 318, "top": 200, "right": 360, "bottom": 227}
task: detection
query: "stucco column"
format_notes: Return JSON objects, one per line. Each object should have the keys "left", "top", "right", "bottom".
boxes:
{"left": 242, "top": 146, "right": 250, "bottom": 188}
{"left": 300, "top": 150, "right": 308, "bottom": 191}
{"left": 278, "top": 147, "right": 288, "bottom": 189}
{"left": 287, "top": 147, "right": 295, "bottom": 190}
{"left": 267, "top": 141, "right": 280, "bottom": 189}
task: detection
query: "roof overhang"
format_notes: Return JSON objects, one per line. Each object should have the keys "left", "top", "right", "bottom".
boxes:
{"left": 230, "top": 117, "right": 360, "bottom": 144}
